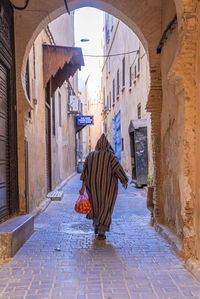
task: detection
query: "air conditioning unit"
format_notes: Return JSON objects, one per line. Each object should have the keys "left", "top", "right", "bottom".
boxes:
{"left": 69, "top": 95, "right": 79, "bottom": 113}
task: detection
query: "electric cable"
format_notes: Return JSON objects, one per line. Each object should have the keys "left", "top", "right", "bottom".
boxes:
{"left": 64, "top": 0, "right": 70, "bottom": 15}
{"left": 83, "top": 49, "right": 139, "bottom": 58}
{"left": 9, "top": 0, "right": 29, "bottom": 10}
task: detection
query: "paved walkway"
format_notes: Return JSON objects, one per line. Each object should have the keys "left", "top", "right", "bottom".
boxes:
{"left": 0, "top": 174, "right": 200, "bottom": 299}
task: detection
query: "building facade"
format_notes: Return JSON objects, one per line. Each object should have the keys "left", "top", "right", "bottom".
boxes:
{"left": 24, "top": 13, "right": 82, "bottom": 212}
{"left": 86, "top": 56, "right": 104, "bottom": 152}
{"left": 101, "top": 14, "right": 153, "bottom": 182}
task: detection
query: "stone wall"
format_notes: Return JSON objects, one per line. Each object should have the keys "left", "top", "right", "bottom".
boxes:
{"left": 160, "top": 0, "right": 184, "bottom": 237}
{"left": 25, "top": 32, "right": 47, "bottom": 212}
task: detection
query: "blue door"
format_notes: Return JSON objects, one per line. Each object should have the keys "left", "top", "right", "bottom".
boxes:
{"left": 113, "top": 111, "right": 121, "bottom": 163}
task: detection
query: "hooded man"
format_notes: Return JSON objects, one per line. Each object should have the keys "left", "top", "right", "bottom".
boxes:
{"left": 79, "top": 134, "right": 128, "bottom": 240}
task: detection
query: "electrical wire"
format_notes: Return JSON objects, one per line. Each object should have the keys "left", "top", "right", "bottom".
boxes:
{"left": 83, "top": 49, "right": 139, "bottom": 58}
{"left": 64, "top": 0, "right": 70, "bottom": 15}
{"left": 9, "top": 0, "right": 29, "bottom": 10}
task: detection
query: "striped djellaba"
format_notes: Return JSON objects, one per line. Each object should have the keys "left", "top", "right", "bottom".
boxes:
{"left": 80, "top": 134, "right": 128, "bottom": 232}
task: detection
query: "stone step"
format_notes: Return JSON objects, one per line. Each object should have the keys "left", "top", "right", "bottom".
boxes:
{"left": 0, "top": 214, "right": 34, "bottom": 259}
{"left": 47, "top": 190, "right": 64, "bottom": 201}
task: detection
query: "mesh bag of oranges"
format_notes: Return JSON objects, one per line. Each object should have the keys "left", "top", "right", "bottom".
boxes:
{"left": 75, "top": 194, "right": 91, "bottom": 214}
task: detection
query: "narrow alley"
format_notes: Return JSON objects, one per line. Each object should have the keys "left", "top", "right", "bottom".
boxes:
{"left": 0, "top": 174, "right": 200, "bottom": 299}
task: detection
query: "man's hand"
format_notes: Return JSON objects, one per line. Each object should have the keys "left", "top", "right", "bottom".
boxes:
{"left": 122, "top": 183, "right": 128, "bottom": 189}
{"left": 79, "top": 181, "right": 85, "bottom": 195}
{"left": 79, "top": 188, "right": 84, "bottom": 195}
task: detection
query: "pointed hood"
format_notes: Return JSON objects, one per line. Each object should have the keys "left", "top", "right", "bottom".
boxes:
{"left": 95, "top": 133, "right": 114, "bottom": 153}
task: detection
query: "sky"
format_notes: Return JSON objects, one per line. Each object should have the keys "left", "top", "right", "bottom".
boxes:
{"left": 74, "top": 7, "right": 104, "bottom": 94}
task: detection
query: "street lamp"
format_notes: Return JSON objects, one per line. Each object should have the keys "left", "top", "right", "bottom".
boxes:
{"left": 75, "top": 38, "right": 90, "bottom": 45}
{"left": 80, "top": 38, "right": 90, "bottom": 42}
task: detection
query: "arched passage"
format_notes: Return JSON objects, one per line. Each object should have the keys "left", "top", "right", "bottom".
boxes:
{"left": 15, "top": 0, "right": 162, "bottom": 212}
{"left": 13, "top": 0, "right": 200, "bottom": 261}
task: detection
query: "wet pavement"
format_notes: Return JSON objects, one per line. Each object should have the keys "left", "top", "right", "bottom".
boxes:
{"left": 0, "top": 174, "right": 200, "bottom": 298}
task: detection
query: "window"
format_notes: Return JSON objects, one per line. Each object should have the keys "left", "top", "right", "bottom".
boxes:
{"left": 134, "top": 65, "right": 137, "bottom": 80}
{"left": 67, "top": 84, "right": 72, "bottom": 111}
{"left": 52, "top": 95, "right": 56, "bottom": 136}
{"left": 121, "top": 138, "right": 124, "bottom": 151}
{"left": 109, "top": 91, "right": 111, "bottom": 110}
{"left": 129, "top": 66, "right": 132, "bottom": 88}
{"left": 59, "top": 92, "right": 62, "bottom": 127}
{"left": 117, "top": 69, "right": 120, "bottom": 96}
{"left": 122, "top": 57, "right": 125, "bottom": 87}
{"left": 137, "top": 103, "right": 141, "bottom": 119}
{"left": 68, "top": 85, "right": 72, "bottom": 100}
{"left": 113, "top": 79, "right": 115, "bottom": 104}
{"left": 104, "top": 123, "right": 107, "bottom": 134}
{"left": 138, "top": 55, "right": 140, "bottom": 74}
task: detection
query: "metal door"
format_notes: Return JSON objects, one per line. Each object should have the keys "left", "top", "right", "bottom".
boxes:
{"left": 134, "top": 127, "right": 148, "bottom": 185}
{"left": 113, "top": 111, "right": 121, "bottom": 163}
{"left": 0, "top": 63, "right": 9, "bottom": 219}
{"left": 0, "top": 0, "right": 18, "bottom": 221}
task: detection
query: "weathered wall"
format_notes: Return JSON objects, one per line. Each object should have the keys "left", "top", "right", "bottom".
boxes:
{"left": 160, "top": 0, "right": 198, "bottom": 260}
{"left": 25, "top": 14, "right": 77, "bottom": 212}
{"left": 194, "top": 3, "right": 200, "bottom": 261}
{"left": 25, "top": 31, "right": 49, "bottom": 212}
{"left": 51, "top": 86, "right": 76, "bottom": 190}
{"left": 160, "top": 0, "right": 184, "bottom": 238}
{"left": 49, "top": 14, "right": 77, "bottom": 190}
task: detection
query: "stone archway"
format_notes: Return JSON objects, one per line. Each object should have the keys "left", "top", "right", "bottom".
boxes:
{"left": 15, "top": 0, "right": 163, "bottom": 215}
{"left": 14, "top": 0, "right": 200, "bottom": 261}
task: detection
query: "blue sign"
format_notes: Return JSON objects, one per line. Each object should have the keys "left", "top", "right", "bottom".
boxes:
{"left": 77, "top": 116, "right": 94, "bottom": 125}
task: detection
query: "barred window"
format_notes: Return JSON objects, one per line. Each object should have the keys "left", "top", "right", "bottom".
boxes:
{"left": 117, "top": 69, "right": 120, "bottom": 95}
{"left": 113, "top": 79, "right": 115, "bottom": 104}
{"left": 122, "top": 57, "right": 125, "bottom": 87}
{"left": 137, "top": 103, "right": 141, "bottom": 119}
{"left": 129, "top": 66, "right": 132, "bottom": 87}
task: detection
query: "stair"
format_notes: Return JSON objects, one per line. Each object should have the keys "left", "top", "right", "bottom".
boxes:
{"left": 47, "top": 190, "right": 64, "bottom": 201}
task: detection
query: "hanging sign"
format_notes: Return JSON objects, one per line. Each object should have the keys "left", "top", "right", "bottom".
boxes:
{"left": 76, "top": 116, "right": 94, "bottom": 125}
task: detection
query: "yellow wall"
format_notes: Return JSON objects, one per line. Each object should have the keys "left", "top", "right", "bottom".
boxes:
{"left": 25, "top": 14, "right": 77, "bottom": 212}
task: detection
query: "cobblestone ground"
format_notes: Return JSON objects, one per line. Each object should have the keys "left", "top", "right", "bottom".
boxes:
{"left": 1, "top": 174, "right": 200, "bottom": 299}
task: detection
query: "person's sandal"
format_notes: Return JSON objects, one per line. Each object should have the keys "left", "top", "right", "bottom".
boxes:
{"left": 97, "top": 234, "right": 106, "bottom": 240}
